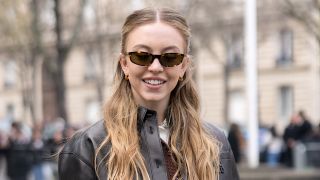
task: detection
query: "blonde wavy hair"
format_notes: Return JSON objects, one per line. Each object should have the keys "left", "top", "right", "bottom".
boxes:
{"left": 95, "top": 8, "right": 220, "bottom": 180}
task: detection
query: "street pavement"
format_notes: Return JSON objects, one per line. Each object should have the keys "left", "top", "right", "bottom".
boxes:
{"left": 238, "top": 164, "right": 320, "bottom": 180}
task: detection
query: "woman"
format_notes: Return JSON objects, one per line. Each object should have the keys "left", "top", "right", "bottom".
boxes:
{"left": 58, "top": 8, "right": 239, "bottom": 180}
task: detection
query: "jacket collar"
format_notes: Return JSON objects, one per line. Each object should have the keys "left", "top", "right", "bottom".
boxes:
{"left": 137, "top": 106, "right": 171, "bottom": 129}
{"left": 137, "top": 106, "right": 157, "bottom": 129}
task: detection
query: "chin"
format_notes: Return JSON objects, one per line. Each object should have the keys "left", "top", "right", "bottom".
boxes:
{"left": 143, "top": 97, "right": 164, "bottom": 102}
{"left": 142, "top": 94, "right": 168, "bottom": 103}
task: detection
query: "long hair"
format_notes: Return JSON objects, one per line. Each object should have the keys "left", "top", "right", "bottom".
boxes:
{"left": 95, "top": 8, "right": 220, "bottom": 180}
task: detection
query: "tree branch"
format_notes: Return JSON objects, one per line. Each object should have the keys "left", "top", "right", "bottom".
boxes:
{"left": 64, "top": 0, "right": 86, "bottom": 57}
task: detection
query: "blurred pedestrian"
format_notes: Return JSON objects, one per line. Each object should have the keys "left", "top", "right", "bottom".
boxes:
{"left": 297, "top": 110, "right": 313, "bottom": 139}
{"left": 5, "top": 122, "right": 33, "bottom": 180}
{"left": 228, "top": 123, "right": 244, "bottom": 163}
{"left": 258, "top": 125, "right": 272, "bottom": 163}
{"left": 266, "top": 126, "right": 283, "bottom": 167}
{"left": 30, "top": 126, "right": 45, "bottom": 180}
{"left": 283, "top": 112, "right": 312, "bottom": 167}
{"left": 58, "top": 8, "right": 239, "bottom": 180}
{"left": 44, "top": 129, "right": 64, "bottom": 179}
{"left": 283, "top": 114, "right": 299, "bottom": 167}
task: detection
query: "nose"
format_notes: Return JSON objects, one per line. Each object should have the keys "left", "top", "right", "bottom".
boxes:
{"left": 148, "top": 58, "right": 164, "bottom": 72}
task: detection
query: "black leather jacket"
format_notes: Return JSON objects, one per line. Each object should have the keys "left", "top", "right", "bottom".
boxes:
{"left": 59, "top": 107, "right": 239, "bottom": 180}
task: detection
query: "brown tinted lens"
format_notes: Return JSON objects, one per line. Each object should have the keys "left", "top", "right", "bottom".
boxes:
{"left": 160, "top": 53, "right": 184, "bottom": 67}
{"left": 129, "top": 52, "right": 153, "bottom": 66}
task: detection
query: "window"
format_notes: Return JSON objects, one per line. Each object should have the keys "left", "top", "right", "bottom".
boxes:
{"left": 3, "top": 61, "right": 17, "bottom": 88}
{"left": 276, "top": 29, "right": 293, "bottom": 66}
{"left": 85, "top": 99, "right": 100, "bottom": 124}
{"left": 227, "top": 34, "right": 243, "bottom": 69}
{"left": 278, "top": 86, "right": 293, "bottom": 121}
{"left": 6, "top": 104, "right": 15, "bottom": 120}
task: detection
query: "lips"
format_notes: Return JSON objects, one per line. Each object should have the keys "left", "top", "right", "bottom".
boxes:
{"left": 143, "top": 79, "right": 165, "bottom": 85}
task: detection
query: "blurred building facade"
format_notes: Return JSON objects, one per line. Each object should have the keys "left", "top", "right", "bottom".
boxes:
{"left": 0, "top": 0, "right": 319, "bottom": 131}
{"left": 196, "top": 0, "right": 320, "bottom": 132}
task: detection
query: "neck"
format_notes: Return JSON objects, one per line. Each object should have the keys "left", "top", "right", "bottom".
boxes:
{"left": 156, "top": 107, "right": 166, "bottom": 125}
{"left": 148, "top": 103, "right": 167, "bottom": 125}
{"left": 140, "top": 101, "right": 168, "bottom": 125}
{"left": 132, "top": 91, "right": 170, "bottom": 125}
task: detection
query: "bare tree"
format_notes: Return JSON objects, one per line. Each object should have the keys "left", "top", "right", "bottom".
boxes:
{"left": 0, "top": 0, "right": 87, "bottom": 123}
{"left": 0, "top": 0, "right": 43, "bottom": 123}
{"left": 83, "top": 0, "right": 121, "bottom": 107}
{"left": 280, "top": 0, "right": 320, "bottom": 46}
{"left": 41, "top": 0, "right": 86, "bottom": 122}
{"left": 187, "top": 0, "right": 243, "bottom": 125}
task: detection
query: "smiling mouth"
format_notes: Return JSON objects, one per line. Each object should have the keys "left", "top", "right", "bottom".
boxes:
{"left": 143, "top": 79, "right": 166, "bottom": 85}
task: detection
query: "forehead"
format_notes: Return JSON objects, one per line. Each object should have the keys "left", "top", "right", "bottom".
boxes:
{"left": 126, "top": 22, "right": 185, "bottom": 52}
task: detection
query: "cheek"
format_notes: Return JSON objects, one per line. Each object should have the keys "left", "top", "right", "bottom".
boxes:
{"left": 127, "top": 68, "right": 146, "bottom": 85}
{"left": 168, "top": 68, "right": 183, "bottom": 79}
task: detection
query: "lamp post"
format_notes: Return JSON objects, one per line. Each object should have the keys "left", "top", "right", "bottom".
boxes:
{"left": 244, "top": 0, "right": 259, "bottom": 168}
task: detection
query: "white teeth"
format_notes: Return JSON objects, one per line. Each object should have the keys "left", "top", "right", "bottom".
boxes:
{"left": 144, "top": 79, "right": 164, "bottom": 85}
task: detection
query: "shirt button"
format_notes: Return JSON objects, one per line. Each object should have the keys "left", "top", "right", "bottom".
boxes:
{"left": 149, "top": 126, "right": 154, "bottom": 134}
{"left": 155, "top": 159, "right": 162, "bottom": 168}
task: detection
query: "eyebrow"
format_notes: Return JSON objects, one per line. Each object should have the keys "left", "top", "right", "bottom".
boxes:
{"left": 131, "top": 44, "right": 182, "bottom": 53}
{"left": 161, "top": 46, "right": 181, "bottom": 53}
{"left": 131, "top": 44, "right": 152, "bottom": 52}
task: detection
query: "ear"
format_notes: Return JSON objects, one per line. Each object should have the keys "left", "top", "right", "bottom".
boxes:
{"left": 180, "top": 55, "right": 190, "bottom": 77}
{"left": 119, "top": 53, "right": 129, "bottom": 74}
